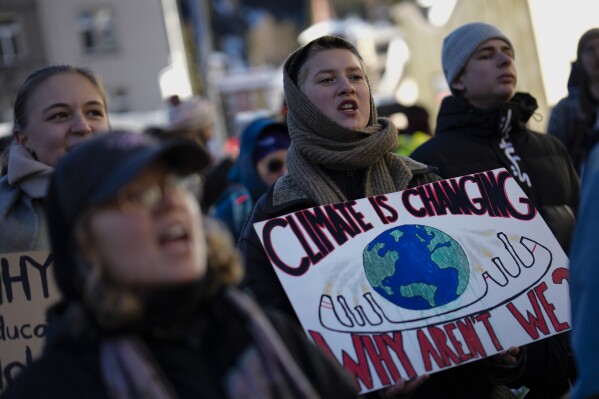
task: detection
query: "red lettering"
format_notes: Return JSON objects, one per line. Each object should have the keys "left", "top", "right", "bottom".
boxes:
{"left": 309, "top": 331, "right": 373, "bottom": 390}
{"left": 456, "top": 318, "right": 487, "bottom": 358}
{"left": 506, "top": 288, "right": 550, "bottom": 339}
{"left": 475, "top": 313, "right": 503, "bottom": 351}
{"left": 377, "top": 332, "right": 417, "bottom": 379}
{"left": 552, "top": 267, "right": 569, "bottom": 284}
{"left": 365, "top": 335, "right": 395, "bottom": 385}
{"left": 444, "top": 322, "right": 472, "bottom": 361}
{"left": 309, "top": 330, "right": 336, "bottom": 359}
{"left": 428, "top": 326, "right": 461, "bottom": 366}
{"left": 417, "top": 329, "right": 444, "bottom": 372}
{"left": 534, "top": 282, "right": 570, "bottom": 332}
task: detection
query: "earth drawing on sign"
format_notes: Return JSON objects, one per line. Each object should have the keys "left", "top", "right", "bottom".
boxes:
{"left": 363, "top": 224, "right": 469, "bottom": 310}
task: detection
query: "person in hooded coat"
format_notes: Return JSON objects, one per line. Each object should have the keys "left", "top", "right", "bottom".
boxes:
{"left": 211, "top": 117, "right": 289, "bottom": 241}
{"left": 548, "top": 28, "right": 599, "bottom": 176}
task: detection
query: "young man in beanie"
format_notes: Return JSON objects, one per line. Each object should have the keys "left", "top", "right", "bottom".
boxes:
{"left": 411, "top": 21, "right": 578, "bottom": 398}
{"left": 548, "top": 28, "right": 599, "bottom": 174}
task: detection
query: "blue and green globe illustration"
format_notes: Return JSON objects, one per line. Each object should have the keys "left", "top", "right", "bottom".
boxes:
{"left": 363, "top": 225, "right": 469, "bottom": 310}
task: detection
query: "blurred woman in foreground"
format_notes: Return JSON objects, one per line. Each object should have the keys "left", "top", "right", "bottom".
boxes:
{"left": 2, "top": 131, "right": 357, "bottom": 399}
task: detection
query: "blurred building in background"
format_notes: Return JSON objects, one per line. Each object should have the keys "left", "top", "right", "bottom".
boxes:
{"left": 0, "top": 0, "right": 177, "bottom": 134}
{"left": 0, "top": 0, "right": 596, "bottom": 146}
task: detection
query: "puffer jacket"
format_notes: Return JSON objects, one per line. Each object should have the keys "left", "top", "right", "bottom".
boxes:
{"left": 411, "top": 92, "right": 580, "bottom": 253}
{"left": 411, "top": 92, "right": 578, "bottom": 398}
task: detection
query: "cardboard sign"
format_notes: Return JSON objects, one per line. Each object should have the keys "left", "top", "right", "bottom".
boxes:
{"left": 0, "top": 251, "right": 58, "bottom": 392}
{"left": 254, "top": 169, "right": 571, "bottom": 394}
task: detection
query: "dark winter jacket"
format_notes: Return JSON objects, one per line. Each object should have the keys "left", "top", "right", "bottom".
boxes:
{"left": 238, "top": 161, "right": 440, "bottom": 318}
{"left": 410, "top": 92, "right": 578, "bottom": 399}
{"left": 411, "top": 93, "right": 580, "bottom": 253}
{"left": 212, "top": 118, "right": 287, "bottom": 240}
{"left": 1, "top": 290, "right": 357, "bottom": 399}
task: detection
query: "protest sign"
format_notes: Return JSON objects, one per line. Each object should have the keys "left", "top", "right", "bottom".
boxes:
{"left": 253, "top": 168, "right": 571, "bottom": 394}
{"left": 0, "top": 251, "right": 57, "bottom": 392}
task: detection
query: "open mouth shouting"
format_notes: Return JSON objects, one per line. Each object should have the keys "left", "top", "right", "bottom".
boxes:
{"left": 338, "top": 99, "right": 359, "bottom": 115}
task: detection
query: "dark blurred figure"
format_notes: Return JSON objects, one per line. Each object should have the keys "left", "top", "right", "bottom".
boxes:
{"left": 0, "top": 135, "right": 13, "bottom": 176}
{"left": 165, "top": 95, "right": 215, "bottom": 148}
{"left": 377, "top": 102, "right": 432, "bottom": 156}
{"left": 155, "top": 95, "right": 237, "bottom": 214}
{"left": 569, "top": 144, "right": 599, "bottom": 399}
{"left": 548, "top": 28, "right": 599, "bottom": 175}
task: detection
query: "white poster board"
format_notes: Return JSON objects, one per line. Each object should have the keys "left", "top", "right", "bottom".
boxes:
{"left": 0, "top": 251, "right": 58, "bottom": 392}
{"left": 254, "top": 168, "right": 571, "bottom": 394}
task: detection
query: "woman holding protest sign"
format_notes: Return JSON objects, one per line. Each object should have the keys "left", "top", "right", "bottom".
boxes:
{"left": 0, "top": 65, "right": 110, "bottom": 253}
{"left": 238, "top": 34, "right": 439, "bottom": 319}
{"left": 237, "top": 35, "right": 533, "bottom": 398}
{"left": 1, "top": 130, "right": 359, "bottom": 399}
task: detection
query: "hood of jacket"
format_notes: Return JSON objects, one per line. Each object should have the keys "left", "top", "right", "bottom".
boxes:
{"left": 435, "top": 92, "right": 538, "bottom": 140}
{"left": 228, "top": 117, "right": 285, "bottom": 201}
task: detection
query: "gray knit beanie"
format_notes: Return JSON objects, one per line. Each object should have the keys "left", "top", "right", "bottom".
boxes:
{"left": 442, "top": 22, "right": 513, "bottom": 87}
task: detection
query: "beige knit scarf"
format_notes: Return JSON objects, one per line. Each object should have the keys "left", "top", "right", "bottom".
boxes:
{"left": 283, "top": 65, "right": 414, "bottom": 205}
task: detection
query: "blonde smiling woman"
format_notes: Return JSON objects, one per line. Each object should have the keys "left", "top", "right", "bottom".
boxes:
{"left": 0, "top": 65, "right": 110, "bottom": 253}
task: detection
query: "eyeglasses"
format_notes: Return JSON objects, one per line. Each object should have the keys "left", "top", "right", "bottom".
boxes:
{"left": 266, "top": 159, "right": 285, "bottom": 173}
{"left": 115, "top": 173, "right": 203, "bottom": 213}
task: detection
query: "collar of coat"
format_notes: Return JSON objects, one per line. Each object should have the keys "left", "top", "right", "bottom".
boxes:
{"left": 271, "top": 155, "right": 433, "bottom": 208}
{"left": 435, "top": 92, "right": 539, "bottom": 139}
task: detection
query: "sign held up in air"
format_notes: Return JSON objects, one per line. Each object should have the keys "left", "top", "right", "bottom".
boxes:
{"left": 254, "top": 168, "right": 570, "bottom": 394}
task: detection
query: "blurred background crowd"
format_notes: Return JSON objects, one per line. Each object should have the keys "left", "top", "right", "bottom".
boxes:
{"left": 0, "top": 0, "right": 596, "bottom": 158}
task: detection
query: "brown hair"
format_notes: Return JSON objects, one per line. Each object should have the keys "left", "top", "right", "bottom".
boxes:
{"left": 287, "top": 35, "right": 367, "bottom": 89}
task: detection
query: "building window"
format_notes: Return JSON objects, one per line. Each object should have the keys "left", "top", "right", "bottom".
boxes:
{"left": 0, "top": 15, "right": 22, "bottom": 65}
{"left": 79, "top": 8, "right": 117, "bottom": 54}
{"left": 109, "top": 87, "right": 129, "bottom": 112}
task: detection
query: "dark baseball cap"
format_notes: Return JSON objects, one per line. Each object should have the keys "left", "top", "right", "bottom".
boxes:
{"left": 46, "top": 130, "right": 210, "bottom": 300}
